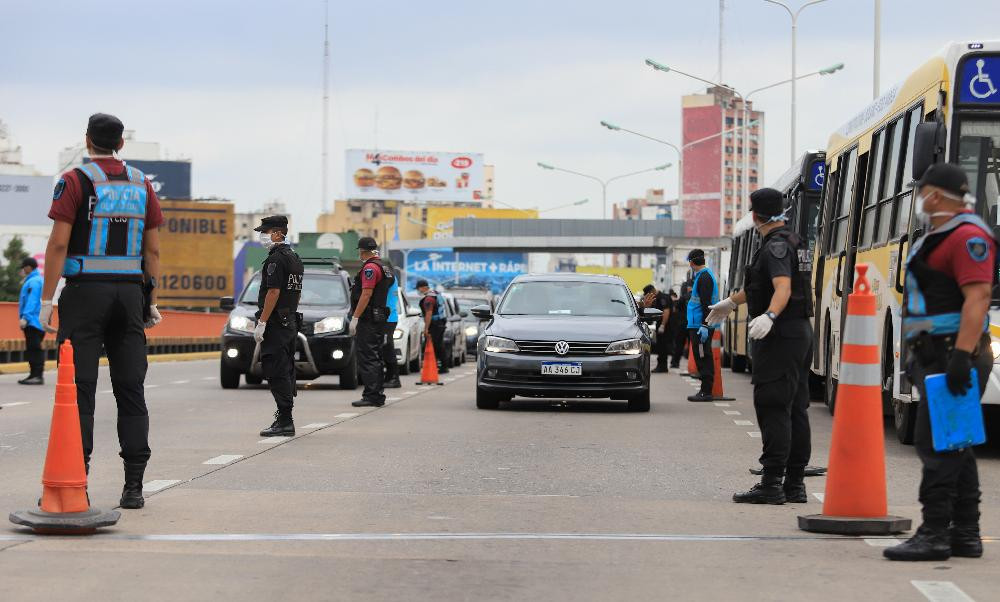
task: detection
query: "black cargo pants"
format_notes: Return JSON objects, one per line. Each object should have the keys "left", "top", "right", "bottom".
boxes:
{"left": 261, "top": 322, "right": 297, "bottom": 416}
{"left": 23, "top": 325, "right": 45, "bottom": 378}
{"left": 57, "top": 280, "right": 150, "bottom": 467}
{"left": 383, "top": 321, "right": 399, "bottom": 381}
{"left": 688, "top": 328, "right": 715, "bottom": 395}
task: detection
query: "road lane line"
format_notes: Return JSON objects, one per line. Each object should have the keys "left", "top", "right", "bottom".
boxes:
{"left": 734, "top": 420, "right": 753, "bottom": 426}
{"left": 203, "top": 454, "right": 243, "bottom": 465}
{"left": 258, "top": 437, "right": 292, "bottom": 444}
{"left": 863, "top": 538, "right": 901, "bottom": 547}
{"left": 386, "top": 397, "right": 402, "bottom": 401}
{"left": 145, "top": 384, "right": 159, "bottom": 389}
{"left": 747, "top": 432, "right": 761, "bottom": 438}
{"left": 335, "top": 413, "right": 359, "bottom": 418}
{"left": 812, "top": 492, "right": 825, "bottom": 502}
{"left": 0, "top": 402, "right": 31, "bottom": 408}
{"left": 99, "top": 389, "right": 113, "bottom": 394}
{"left": 143, "top": 479, "right": 181, "bottom": 493}
{"left": 302, "top": 423, "right": 329, "bottom": 428}
{"left": 201, "top": 377, "right": 214, "bottom": 380}
{"left": 172, "top": 380, "right": 190, "bottom": 385}
{"left": 912, "top": 581, "right": 976, "bottom": 602}
{"left": 714, "top": 402, "right": 731, "bottom": 407}
{"left": 723, "top": 410, "right": 741, "bottom": 415}
{"left": 402, "top": 390, "right": 417, "bottom": 395}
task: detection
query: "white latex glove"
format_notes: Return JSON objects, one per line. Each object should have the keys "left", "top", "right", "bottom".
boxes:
{"left": 705, "top": 297, "right": 737, "bottom": 326}
{"left": 39, "top": 300, "right": 55, "bottom": 333}
{"left": 656, "top": 324, "right": 666, "bottom": 334}
{"left": 19, "top": 318, "right": 27, "bottom": 329}
{"left": 254, "top": 320, "right": 267, "bottom": 343}
{"left": 748, "top": 313, "right": 774, "bottom": 340}
{"left": 348, "top": 316, "right": 359, "bottom": 336}
{"left": 144, "top": 304, "right": 163, "bottom": 329}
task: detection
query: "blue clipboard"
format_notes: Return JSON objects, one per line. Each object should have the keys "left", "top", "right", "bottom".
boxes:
{"left": 924, "top": 369, "right": 987, "bottom": 452}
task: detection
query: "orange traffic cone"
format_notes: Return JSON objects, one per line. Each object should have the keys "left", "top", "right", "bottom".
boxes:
{"left": 711, "top": 330, "right": 733, "bottom": 401}
{"left": 9, "top": 340, "right": 120, "bottom": 534}
{"left": 417, "top": 336, "right": 442, "bottom": 386}
{"left": 799, "top": 264, "right": 910, "bottom": 535}
{"left": 685, "top": 339, "right": 697, "bottom": 377}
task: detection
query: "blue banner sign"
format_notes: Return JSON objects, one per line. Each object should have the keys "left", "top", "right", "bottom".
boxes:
{"left": 958, "top": 55, "right": 1000, "bottom": 105}
{"left": 84, "top": 158, "right": 192, "bottom": 199}
{"left": 406, "top": 249, "right": 527, "bottom": 294}
{"left": 807, "top": 161, "right": 825, "bottom": 192}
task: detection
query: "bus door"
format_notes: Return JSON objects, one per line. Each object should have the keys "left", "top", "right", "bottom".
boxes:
{"left": 838, "top": 148, "right": 869, "bottom": 341}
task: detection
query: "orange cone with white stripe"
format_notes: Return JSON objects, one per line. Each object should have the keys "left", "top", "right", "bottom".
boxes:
{"left": 710, "top": 330, "right": 733, "bottom": 400}
{"left": 686, "top": 340, "right": 697, "bottom": 376}
{"left": 417, "top": 336, "right": 442, "bottom": 386}
{"left": 799, "top": 264, "right": 911, "bottom": 535}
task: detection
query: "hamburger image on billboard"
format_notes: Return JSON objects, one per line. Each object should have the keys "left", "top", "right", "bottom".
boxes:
{"left": 345, "top": 149, "right": 485, "bottom": 202}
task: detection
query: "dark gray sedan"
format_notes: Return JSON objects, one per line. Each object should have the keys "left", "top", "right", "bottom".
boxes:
{"left": 472, "top": 273, "right": 661, "bottom": 411}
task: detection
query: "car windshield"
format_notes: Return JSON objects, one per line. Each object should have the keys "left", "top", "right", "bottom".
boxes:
{"left": 957, "top": 118, "right": 1000, "bottom": 229}
{"left": 240, "top": 274, "right": 348, "bottom": 306}
{"left": 497, "top": 281, "right": 635, "bottom": 317}
{"left": 454, "top": 297, "right": 486, "bottom": 312}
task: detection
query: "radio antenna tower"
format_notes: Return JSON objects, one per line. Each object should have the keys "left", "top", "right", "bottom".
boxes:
{"left": 321, "top": 0, "right": 330, "bottom": 214}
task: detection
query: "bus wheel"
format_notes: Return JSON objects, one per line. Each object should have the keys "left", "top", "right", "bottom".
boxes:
{"left": 823, "top": 326, "right": 836, "bottom": 415}
{"left": 893, "top": 399, "right": 917, "bottom": 445}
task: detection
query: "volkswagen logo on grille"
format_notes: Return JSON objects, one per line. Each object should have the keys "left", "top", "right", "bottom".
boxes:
{"left": 554, "top": 341, "right": 570, "bottom": 355}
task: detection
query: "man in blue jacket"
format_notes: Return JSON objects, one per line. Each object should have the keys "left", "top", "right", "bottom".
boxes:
{"left": 685, "top": 249, "right": 719, "bottom": 402}
{"left": 382, "top": 269, "right": 402, "bottom": 388}
{"left": 18, "top": 257, "right": 45, "bottom": 385}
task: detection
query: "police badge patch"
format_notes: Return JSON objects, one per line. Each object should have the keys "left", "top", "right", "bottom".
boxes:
{"left": 53, "top": 179, "right": 66, "bottom": 200}
{"left": 364, "top": 267, "right": 375, "bottom": 280}
{"left": 267, "top": 263, "right": 276, "bottom": 275}
{"left": 967, "top": 237, "right": 989, "bottom": 262}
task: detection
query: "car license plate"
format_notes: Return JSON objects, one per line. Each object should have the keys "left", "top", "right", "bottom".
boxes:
{"left": 541, "top": 362, "right": 582, "bottom": 376}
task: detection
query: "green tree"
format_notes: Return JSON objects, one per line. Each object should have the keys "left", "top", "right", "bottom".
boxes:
{"left": 0, "top": 236, "right": 29, "bottom": 302}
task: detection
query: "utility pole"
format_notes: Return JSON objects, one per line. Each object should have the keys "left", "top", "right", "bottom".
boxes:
{"left": 873, "top": 0, "right": 881, "bottom": 99}
{"left": 321, "top": 0, "right": 330, "bottom": 214}
{"left": 718, "top": 0, "right": 725, "bottom": 83}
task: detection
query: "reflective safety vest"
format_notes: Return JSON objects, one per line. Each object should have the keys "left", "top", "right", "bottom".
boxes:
{"left": 350, "top": 257, "right": 394, "bottom": 322}
{"left": 902, "top": 213, "right": 998, "bottom": 340}
{"left": 64, "top": 162, "right": 148, "bottom": 281}
{"left": 687, "top": 267, "right": 719, "bottom": 329}
{"left": 424, "top": 291, "right": 446, "bottom": 322}
{"left": 386, "top": 277, "right": 399, "bottom": 323}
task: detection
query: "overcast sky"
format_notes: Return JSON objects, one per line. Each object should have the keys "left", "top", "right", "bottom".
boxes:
{"left": 2, "top": 0, "right": 997, "bottom": 231}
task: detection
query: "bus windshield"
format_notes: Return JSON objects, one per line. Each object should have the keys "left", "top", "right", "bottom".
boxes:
{"left": 957, "top": 119, "right": 1000, "bottom": 226}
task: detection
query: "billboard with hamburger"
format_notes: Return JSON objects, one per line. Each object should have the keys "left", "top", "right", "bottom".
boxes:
{"left": 346, "top": 149, "right": 485, "bottom": 203}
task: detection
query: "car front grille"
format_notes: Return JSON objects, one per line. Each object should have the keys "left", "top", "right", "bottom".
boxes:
{"left": 514, "top": 340, "right": 609, "bottom": 356}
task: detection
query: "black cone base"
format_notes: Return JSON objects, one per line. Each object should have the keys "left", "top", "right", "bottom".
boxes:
{"left": 9, "top": 507, "right": 120, "bottom": 534}
{"left": 798, "top": 514, "right": 911, "bottom": 535}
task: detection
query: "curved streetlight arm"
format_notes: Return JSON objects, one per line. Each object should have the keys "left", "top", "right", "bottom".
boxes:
{"left": 605, "top": 125, "right": 681, "bottom": 156}
{"left": 606, "top": 164, "right": 671, "bottom": 186}
{"left": 539, "top": 164, "right": 606, "bottom": 188}
{"left": 746, "top": 69, "right": 825, "bottom": 99}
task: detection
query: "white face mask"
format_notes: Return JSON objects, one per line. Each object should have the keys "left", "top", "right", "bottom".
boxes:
{"left": 913, "top": 190, "right": 973, "bottom": 227}
{"left": 260, "top": 232, "right": 281, "bottom": 249}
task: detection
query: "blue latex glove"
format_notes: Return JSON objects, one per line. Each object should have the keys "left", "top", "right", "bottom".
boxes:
{"left": 698, "top": 325, "right": 709, "bottom": 343}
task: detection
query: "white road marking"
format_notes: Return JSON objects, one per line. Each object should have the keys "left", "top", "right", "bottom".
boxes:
{"left": 172, "top": 380, "right": 190, "bottom": 385}
{"left": 143, "top": 479, "right": 181, "bottom": 493}
{"left": 99, "top": 389, "right": 113, "bottom": 394}
{"left": 723, "top": 410, "right": 741, "bottom": 415}
{"left": 734, "top": 420, "right": 753, "bottom": 426}
{"left": 258, "top": 437, "right": 292, "bottom": 444}
{"left": 812, "top": 492, "right": 825, "bottom": 502}
{"left": 144, "top": 384, "right": 159, "bottom": 389}
{"left": 911, "top": 581, "right": 976, "bottom": 602}
{"left": 747, "top": 432, "right": 761, "bottom": 438}
{"left": 713, "top": 402, "right": 731, "bottom": 407}
{"left": 302, "top": 423, "right": 329, "bottom": 429}
{"left": 402, "top": 390, "right": 417, "bottom": 395}
{"left": 864, "top": 538, "right": 902, "bottom": 547}
{"left": 201, "top": 377, "right": 214, "bottom": 381}
{"left": 203, "top": 454, "right": 243, "bottom": 465}
{"left": 386, "top": 397, "right": 402, "bottom": 401}
{"left": 0, "top": 402, "right": 31, "bottom": 408}
{"left": 335, "top": 413, "right": 359, "bottom": 418}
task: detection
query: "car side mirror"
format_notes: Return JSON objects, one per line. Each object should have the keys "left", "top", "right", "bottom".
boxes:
{"left": 470, "top": 304, "right": 492, "bottom": 320}
{"left": 220, "top": 296, "right": 235, "bottom": 311}
{"left": 641, "top": 308, "right": 663, "bottom": 324}
{"left": 912, "top": 121, "right": 946, "bottom": 181}
{"left": 405, "top": 307, "right": 421, "bottom": 318}
{"left": 460, "top": 310, "right": 469, "bottom": 318}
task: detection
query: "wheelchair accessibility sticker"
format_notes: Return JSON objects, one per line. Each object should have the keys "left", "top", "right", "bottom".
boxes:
{"left": 807, "top": 161, "right": 825, "bottom": 191}
{"left": 960, "top": 56, "right": 1000, "bottom": 104}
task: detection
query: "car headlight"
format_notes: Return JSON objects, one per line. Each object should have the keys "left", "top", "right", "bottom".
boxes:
{"left": 314, "top": 316, "right": 345, "bottom": 334}
{"left": 991, "top": 341, "right": 1000, "bottom": 359}
{"left": 393, "top": 328, "right": 405, "bottom": 340}
{"left": 485, "top": 336, "right": 519, "bottom": 353}
{"left": 606, "top": 338, "right": 642, "bottom": 355}
{"left": 228, "top": 315, "right": 254, "bottom": 333}
{"left": 465, "top": 325, "right": 479, "bottom": 337}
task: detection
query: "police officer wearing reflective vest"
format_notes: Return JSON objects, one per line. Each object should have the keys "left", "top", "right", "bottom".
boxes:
{"left": 685, "top": 249, "right": 719, "bottom": 402}
{"left": 253, "top": 215, "right": 304, "bottom": 437}
{"left": 883, "top": 164, "right": 994, "bottom": 562}
{"left": 417, "top": 279, "right": 449, "bottom": 374}
{"left": 40, "top": 113, "right": 164, "bottom": 509}
{"left": 706, "top": 187, "right": 814, "bottom": 504}
{"left": 382, "top": 271, "right": 402, "bottom": 389}
{"left": 349, "top": 237, "right": 395, "bottom": 407}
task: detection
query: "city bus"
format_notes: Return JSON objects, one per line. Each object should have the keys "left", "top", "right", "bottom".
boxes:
{"left": 812, "top": 41, "right": 1000, "bottom": 444}
{"left": 723, "top": 151, "right": 825, "bottom": 373}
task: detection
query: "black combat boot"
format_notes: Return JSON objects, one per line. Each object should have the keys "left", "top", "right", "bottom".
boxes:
{"left": 883, "top": 525, "right": 951, "bottom": 561}
{"left": 686, "top": 392, "right": 714, "bottom": 402}
{"left": 120, "top": 462, "right": 146, "bottom": 509}
{"left": 783, "top": 468, "right": 807, "bottom": 503}
{"left": 384, "top": 377, "right": 402, "bottom": 389}
{"left": 259, "top": 411, "right": 295, "bottom": 437}
{"left": 733, "top": 474, "right": 786, "bottom": 504}
{"left": 950, "top": 524, "right": 983, "bottom": 558}
{"left": 17, "top": 375, "right": 44, "bottom": 385}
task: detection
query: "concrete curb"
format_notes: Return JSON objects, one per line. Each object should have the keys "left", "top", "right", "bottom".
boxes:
{"left": 0, "top": 352, "right": 218, "bottom": 375}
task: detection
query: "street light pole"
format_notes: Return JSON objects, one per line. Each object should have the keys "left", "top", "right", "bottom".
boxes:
{"left": 536, "top": 162, "right": 671, "bottom": 220}
{"left": 763, "top": 0, "right": 829, "bottom": 163}
{"left": 873, "top": 0, "right": 881, "bottom": 99}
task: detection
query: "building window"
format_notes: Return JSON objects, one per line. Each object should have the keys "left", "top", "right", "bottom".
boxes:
{"left": 725, "top": 117, "right": 734, "bottom": 126}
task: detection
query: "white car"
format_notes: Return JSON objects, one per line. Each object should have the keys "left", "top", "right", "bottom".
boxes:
{"left": 392, "top": 287, "right": 422, "bottom": 374}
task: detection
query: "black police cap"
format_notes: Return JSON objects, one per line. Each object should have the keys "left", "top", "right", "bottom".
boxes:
{"left": 750, "top": 188, "right": 784, "bottom": 217}
{"left": 253, "top": 215, "right": 288, "bottom": 232}
{"left": 357, "top": 236, "right": 378, "bottom": 251}
{"left": 686, "top": 249, "right": 705, "bottom": 262}
{"left": 915, "top": 163, "right": 970, "bottom": 198}
{"left": 415, "top": 279, "right": 430, "bottom": 289}
{"left": 86, "top": 113, "right": 124, "bottom": 150}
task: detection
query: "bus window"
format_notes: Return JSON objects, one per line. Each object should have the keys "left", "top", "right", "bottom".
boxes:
{"left": 859, "top": 130, "right": 886, "bottom": 247}
{"left": 829, "top": 148, "right": 858, "bottom": 254}
{"left": 894, "top": 106, "right": 923, "bottom": 237}
{"left": 957, "top": 119, "right": 1000, "bottom": 227}
{"left": 875, "top": 120, "right": 905, "bottom": 243}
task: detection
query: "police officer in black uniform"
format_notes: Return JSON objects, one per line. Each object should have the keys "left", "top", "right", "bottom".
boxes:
{"left": 349, "top": 237, "right": 395, "bottom": 408}
{"left": 706, "top": 188, "right": 813, "bottom": 504}
{"left": 254, "top": 216, "right": 304, "bottom": 437}
{"left": 417, "top": 279, "right": 449, "bottom": 374}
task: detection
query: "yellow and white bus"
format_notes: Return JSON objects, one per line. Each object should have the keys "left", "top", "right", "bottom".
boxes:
{"left": 812, "top": 41, "right": 1000, "bottom": 443}
{"left": 724, "top": 151, "right": 825, "bottom": 374}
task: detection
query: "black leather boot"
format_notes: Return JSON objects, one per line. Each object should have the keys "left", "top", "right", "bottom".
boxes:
{"left": 384, "top": 377, "right": 402, "bottom": 389}
{"left": 783, "top": 468, "right": 807, "bottom": 503}
{"left": 120, "top": 462, "right": 146, "bottom": 509}
{"left": 950, "top": 524, "right": 983, "bottom": 558}
{"left": 883, "top": 525, "right": 951, "bottom": 561}
{"left": 259, "top": 411, "right": 295, "bottom": 437}
{"left": 733, "top": 474, "right": 786, "bottom": 504}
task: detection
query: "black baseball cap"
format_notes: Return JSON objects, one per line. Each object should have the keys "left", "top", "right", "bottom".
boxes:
{"left": 86, "top": 113, "right": 124, "bottom": 150}
{"left": 686, "top": 249, "right": 705, "bottom": 262}
{"left": 642, "top": 284, "right": 656, "bottom": 295}
{"left": 750, "top": 187, "right": 784, "bottom": 217}
{"left": 415, "top": 279, "right": 430, "bottom": 288}
{"left": 915, "top": 163, "right": 970, "bottom": 197}
{"left": 357, "top": 236, "right": 378, "bottom": 251}
{"left": 253, "top": 215, "right": 288, "bottom": 232}
{"left": 21, "top": 257, "right": 37, "bottom": 269}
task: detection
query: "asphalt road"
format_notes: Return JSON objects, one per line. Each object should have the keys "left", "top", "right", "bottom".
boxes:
{"left": 1, "top": 358, "right": 997, "bottom": 601}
